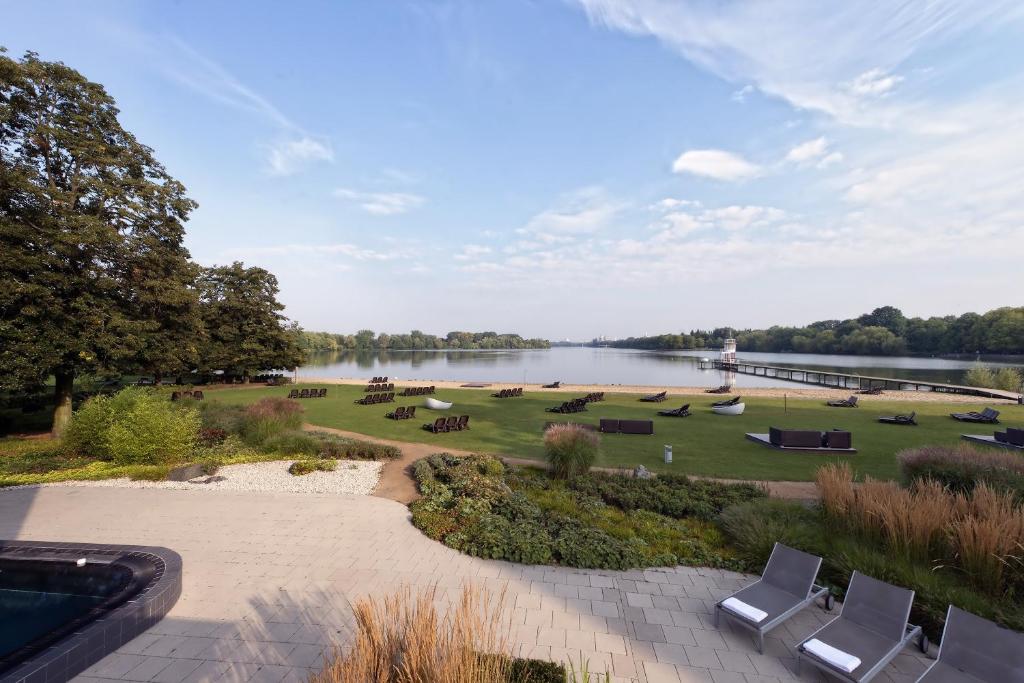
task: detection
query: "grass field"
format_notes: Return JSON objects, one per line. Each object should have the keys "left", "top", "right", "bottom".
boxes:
{"left": 208, "top": 383, "right": 1024, "bottom": 481}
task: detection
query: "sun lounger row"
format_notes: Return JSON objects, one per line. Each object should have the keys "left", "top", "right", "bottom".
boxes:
{"left": 386, "top": 406, "right": 416, "bottom": 420}
{"left": 287, "top": 388, "right": 325, "bottom": 399}
{"left": 369, "top": 376, "right": 389, "bottom": 384}
{"left": 769, "top": 427, "right": 852, "bottom": 449}
{"left": 639, "top": 390, "right": 667, "bottom": 402}
{"left": 706, "top": 385, "right": 731, "bottom": 394}
{"left": 658, "top": 403, "right": 690, "bottom": 417}
{"left": 399, "top": 386, "right": 435, "bottom": 396}
{"left": 878, "top": 411, "right": 916, "bottom": 425}
{"left": 857, "top": 386, "right": 884, "bottom": 395}
{"left": 599, "top": 419, "right": 654, "bottom": 435}
{"left": 827, "top": 395, "right": 858, "bottom": 408}
{"left": 546, "top": 398, "right": 588, "bottom": 414}
{"left": 718, "top": 543, "right": 1023, "bottom": 682}
{"left": 542, "top": 381, "right": 560, "bottom": 388}
{"left": 365, "top": 383, "right": 394, "bottom": 392}
{"left": 423, "top": 415, "right": 469, "bottom": 433}
{"left": 583, "top": 392, "right": 604, "bottom": 402}
{"left": 712, "top": 395, "right": 741, "bottom": 408}
{"left": 492, "top": 387, "right": 523, "bottom": 398}
{"left": 950, "top": 407, "right": 999, "bottom": 423}
{"left": 170, "top": 390, "right": 204, "bottom": 401}
{"left": 356, "top": 392, "right": 394, "bottom": 405}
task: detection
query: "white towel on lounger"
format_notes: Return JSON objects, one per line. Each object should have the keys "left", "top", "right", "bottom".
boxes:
{"left": 803, "top": 638, "right": 861, "bottom": 673}
{"left": 721, "top": 597, "right": 767, "bottom": 623}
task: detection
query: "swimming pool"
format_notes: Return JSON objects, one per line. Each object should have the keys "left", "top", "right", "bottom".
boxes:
{"left": 0, "top": 543, "right": 181, "bottom": 683}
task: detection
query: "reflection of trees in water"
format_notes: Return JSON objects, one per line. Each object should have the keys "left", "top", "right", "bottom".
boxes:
{"left": 304, "top": 349, "right": 520, "bottom": 370}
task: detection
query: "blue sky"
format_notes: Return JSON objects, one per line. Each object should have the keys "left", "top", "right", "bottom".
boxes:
{"left": 5, "top": 1, "right": 1024, "bottom": 340}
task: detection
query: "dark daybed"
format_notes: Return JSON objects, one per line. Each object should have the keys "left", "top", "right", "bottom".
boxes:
{"left": 962, "top": 427, "right": 1024, "bottom": 450}
{"left": 745, "top": 427, "right": 856, "bottom": 453}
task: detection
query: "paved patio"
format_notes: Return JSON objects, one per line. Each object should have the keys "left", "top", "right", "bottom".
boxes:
{"left": 0, "top": 486, "right": 931, "bottom": 683}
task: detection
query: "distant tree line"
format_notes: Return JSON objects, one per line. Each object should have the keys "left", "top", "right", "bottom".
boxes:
{"left": 300, "top": 330, "right": 550, "bottom": 351}
{"left": 0, "top": 50, "right": 304, "bottom": 435}
{"left": 599, "top": 306, "right": 1024, "bottom": 356}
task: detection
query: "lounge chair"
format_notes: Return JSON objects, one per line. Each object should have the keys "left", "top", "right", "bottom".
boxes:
{"left": 456, "top": 415, "right": 470, "bottom": 430}
{"left": 715, "top": 543, "right": 832, "bottom": 654}
{"left": 796, "top": 571, "right": 924, "bottom": 683}
{"left": 827, "top": 396, "right": 858, "bottom": 408}
{"left": 192, "top": 390, "right": 204, "bottom": 400}
{"left": 658, "top": 404, "right": 691, "bottom": 417}
{"left": 950, "top": 407, "right": 1000, "bottom": 423}
{"left": 423, "top": 417, "right": 447, "bottom": 433}
{"left": 405, "top": 406, "right": 415, "bottom": 419}
{"left": 385, "top": 392, "right": 395, "bottom": 403}
{"left": 287, "top": 389, "right": 299, "bottom": 399}
{"left": 706, "top": 385, "right": 731, "bottom": 394}
{"left": 915, "top": 605, "right": 1024, "bottom": 682}
{"left": 712, "top": 395, "right": 741, "bottom": 408}
{"left": 170, "top": 391, "right": 182, "bottom": 401}
{"left": 857, "top": 386, "right": 884, "bottom": 395}
{"left": 300, "top": 389, "right": 310, "bottom": 398}
{"left": 445, "top": 416, "right": 459, "bottom": 431}
{"left": 640, "top": 391, "right": 667, "bottom": 402}
{"left": 878, "top": 412, "right": 916, "bottom": 426}
{"left": 542, "top": 381, "right": 560, "bottom": 388}
{"left": 387, "top": 406, "right": 407, "bottom": 420}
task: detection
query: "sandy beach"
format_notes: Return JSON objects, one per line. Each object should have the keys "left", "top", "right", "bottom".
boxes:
{"left": 288, "top": 375, "right": 1015, "bottom": 404}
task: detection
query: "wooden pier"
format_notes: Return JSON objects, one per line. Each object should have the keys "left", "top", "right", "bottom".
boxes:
{"left": 700, "top": 359, "right": 1022, "bottom": 401}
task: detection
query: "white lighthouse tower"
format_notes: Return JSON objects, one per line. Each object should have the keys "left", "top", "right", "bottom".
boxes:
{"left": 720, "top": 338, "right": 737, "bottom": 365}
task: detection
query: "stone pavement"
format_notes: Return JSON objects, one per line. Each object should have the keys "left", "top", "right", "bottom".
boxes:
{"left": 0, "top": 487, "right": 931, "bottom": 683}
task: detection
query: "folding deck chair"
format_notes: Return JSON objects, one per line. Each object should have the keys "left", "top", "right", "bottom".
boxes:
{"left": 915, "top": 605, "right": 1024, "bottom": 682}
{"left": 878, "top": 412, "right": 916, "bottom": 426}
{"left": 715, "top": 543, "right": 832, "bottom": 654}
{"left": 796, "top": 571, "right": 925, "bottom": 683}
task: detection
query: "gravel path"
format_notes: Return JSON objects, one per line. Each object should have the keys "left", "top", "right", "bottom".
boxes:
{"left": 6, "top": 460, "right": 383, "bottom": 495}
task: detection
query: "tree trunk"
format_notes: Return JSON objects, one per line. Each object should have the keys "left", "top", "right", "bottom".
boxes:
{"left": 154, "top": 370, "right": 163, "bottom": 386}
{"left": 52, "top": 370, "right": 74, "bottom": 438}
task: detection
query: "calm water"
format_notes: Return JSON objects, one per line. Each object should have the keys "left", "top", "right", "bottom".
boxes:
{"left": 298, "top": 347, "right": 1022, "bottom": 388}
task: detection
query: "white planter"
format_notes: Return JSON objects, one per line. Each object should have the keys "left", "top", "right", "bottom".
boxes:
{"left": 424, "top": 397, "right": 453, "bottom": 410}
{"left": 712, "top": 403, "right": 745, "bottom": 415}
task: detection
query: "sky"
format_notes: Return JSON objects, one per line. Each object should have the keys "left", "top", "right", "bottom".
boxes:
{"left": 5, "top": 1, "right": 1024, "bottom": 340}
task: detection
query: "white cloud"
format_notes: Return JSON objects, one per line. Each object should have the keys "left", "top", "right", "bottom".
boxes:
{"left": 521, "top": 188, "right": 624, "bottom": 237}
{"left": 267, "top": 137, "right": 334, "bottom": 176}
{"left": 785, "top": 137, "right": 844, "bottom": 168}
{"left": 453, "top": 244, "right": 494, "bottom": 261}
{"left": 846, "top": 68, "right": 903, "bottom": 97}
{"left": 572, "top": 0, "right": 1021, "bottom": 125}
{"left": 651, "top": 198, "right": 701, "bottom": 210}
{"left": 672, "top": 149, "right": 761, "bottom": 181}
{"left": 333, "top": 188, "right": 426, "bottom": 215}
{"left": 226, "top": 243, "right": 394, "bottom": 260}
{"left": 731, "top": 85, "right": 755, "bottom": 103}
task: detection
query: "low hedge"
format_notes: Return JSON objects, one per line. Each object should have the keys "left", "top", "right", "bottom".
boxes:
{"left": 410, "top": 453, "right": 749, "bottom": 571}
{"left": 288, "top": 459, "right": 337, "bottom": 476}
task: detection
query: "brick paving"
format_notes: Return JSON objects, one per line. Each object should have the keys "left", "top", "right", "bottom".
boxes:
{"left": 0, "top": 487, "right": 931, "bottom": 682}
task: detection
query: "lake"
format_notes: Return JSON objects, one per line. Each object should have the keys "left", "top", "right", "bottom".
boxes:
{"left": 297, "top": 347, "right": 1022, "bottom": 388}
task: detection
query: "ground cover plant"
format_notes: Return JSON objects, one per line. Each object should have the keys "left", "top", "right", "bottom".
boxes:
{"left": 206, "top": 383, "right": 1024, "bottom": 480}
{"left": 288, "top": 459, "right": 337, "bottom": 476}
{"left": 410, "top": 453, "right": 759, "bottom": 571}
{"left": 717, "top": 462, "right": 1024, "bottom": 639}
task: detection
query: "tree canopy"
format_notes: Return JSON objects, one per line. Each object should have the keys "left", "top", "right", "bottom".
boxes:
{"left": 299, "top": 329, "right": 550, "bottom": 352}
{"left": 600, "top": 306, "right": 1024, "bottom": 356}
{"left": 0, "top": 50, "right": 303, "bottom": 434}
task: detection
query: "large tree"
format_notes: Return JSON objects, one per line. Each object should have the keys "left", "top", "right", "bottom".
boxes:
{"left": 196, "top": 262, "right": 305, "bottom": 379}
{"left": 0, "top": 50, "right": 197, "bottom": 435}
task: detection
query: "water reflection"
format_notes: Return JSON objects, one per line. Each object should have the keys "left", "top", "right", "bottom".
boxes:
{"left": 298, "top": 347, "right": 1019, "bottom": 388}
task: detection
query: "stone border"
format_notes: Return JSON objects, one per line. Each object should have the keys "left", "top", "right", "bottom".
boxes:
{"left": 0, "top": 541, "right": 182, "bottom": 683}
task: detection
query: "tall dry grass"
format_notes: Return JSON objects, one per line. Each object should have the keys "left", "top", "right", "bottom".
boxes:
{"left": 311, "top": 584, "right": 512, "bottom": 683}
{"left": 816, "top": 464, "right": 1024, "bottom": 594}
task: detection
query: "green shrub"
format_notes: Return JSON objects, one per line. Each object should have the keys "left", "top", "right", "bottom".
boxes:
{"left": 288, "top": 459, "right": 337, "bottom": 476}
{"left": 239, "top": 398, "right": 304, "bottom": 444}
{"left": 552, "top": 518, "right": 645, "bottom": 569}
{"left": 717, "top": 498, "right": 823, "bottom": 566}
{"left": 571, "top": 472, "right": 765, "bottom": 521}
{"left": 506, "top": 658, "right": 564, "bottom": 683}
{"left": 196, "top": 401, "right": 247, "bottom": 434}
{"left": 898, "top": 444, "right": 1024, "bottom": 499}
{"left": 544, "top": 424, "right": 599, "bottom": 479}
{"left": 964, "top": 364, "right": 997, "bottom": 389}
{"left": 262, "top": 430, "right": 322, "bottom": 456}
{"left": 66, "top": 387, "right": 200, "bottom": 465}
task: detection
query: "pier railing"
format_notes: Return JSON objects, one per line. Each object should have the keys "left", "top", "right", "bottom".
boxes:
{"left": 700, "top": 359, "right": 1021, "bottom": 401}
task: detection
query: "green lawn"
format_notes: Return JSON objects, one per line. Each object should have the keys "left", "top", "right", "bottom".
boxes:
{"left": 209, "top": 384, "right": 1024, "bottom": 481}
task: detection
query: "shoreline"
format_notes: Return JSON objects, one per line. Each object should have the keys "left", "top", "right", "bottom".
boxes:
{"left": 289, "top": 376, "right": 1012, "bottom": 404}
